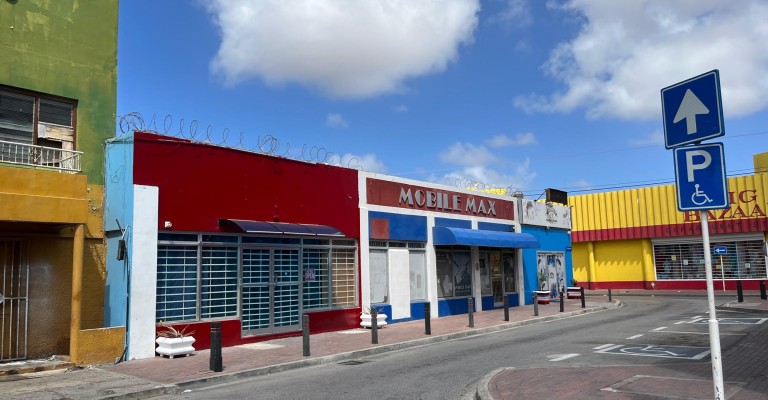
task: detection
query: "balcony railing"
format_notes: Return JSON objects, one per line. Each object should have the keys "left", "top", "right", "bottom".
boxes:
{"left": 0, "top": 139, "right": 82, "bottom": 173}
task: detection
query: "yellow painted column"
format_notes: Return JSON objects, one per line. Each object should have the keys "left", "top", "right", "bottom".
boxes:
{"left": 587, "top": 242, "right": 596, "bottom": 289}
{"left": 641, "top": 239, "right": 654, "bottom": 289}
{"left": 70, "top": 224, "right": 85, "bottom": 363}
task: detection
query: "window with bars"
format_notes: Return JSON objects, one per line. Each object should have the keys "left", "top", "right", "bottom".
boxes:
{"left": 331, "top": 248, "right": 356, "bottom": 306}
{"left": 200, "top": 246, "right": 239, "bottom": 319}
{"left": 0, "top": 87, "right": 75, "bottom": 146}
{"left": 156, "top": 245, "right": 198, "bottom": 322}
{"left": 653, "top": 239, "right": 767, "bottom": 280}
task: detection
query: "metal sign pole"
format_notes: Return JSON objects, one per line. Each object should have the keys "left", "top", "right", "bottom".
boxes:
{"left": 720, "top": 254, "right": 725, "bottom": 292}
{"left": 701, "top": 211, "right": 725, "bottom": 399}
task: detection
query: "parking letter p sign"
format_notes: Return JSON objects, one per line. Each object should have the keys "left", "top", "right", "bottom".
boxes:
{"left": 685, "top": 150, "right": 711, "bottom": 182}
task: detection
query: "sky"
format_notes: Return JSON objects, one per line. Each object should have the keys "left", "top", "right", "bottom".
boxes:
{"left": 117, "top": 0, "right": 768, "bottom": 198}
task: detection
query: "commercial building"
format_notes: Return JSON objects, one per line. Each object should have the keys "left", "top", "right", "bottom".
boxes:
{"left": 0, "top": 1, "right": 122, "bottom": 364}
{"left": 570, "top": 152, "right": 768, "bottom": 290}
{"left": 105, "top": 131, "right": 574, "bottom": 359}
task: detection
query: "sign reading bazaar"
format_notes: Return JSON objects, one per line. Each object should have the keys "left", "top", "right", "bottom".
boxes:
{"left": 366, "top": 178, "right": 515, "bottom": 220}
{"left": 674, "top": 189, "right": 768, "bottom": 235}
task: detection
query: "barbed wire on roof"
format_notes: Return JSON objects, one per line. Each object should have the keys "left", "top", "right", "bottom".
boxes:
{"left": 445, "top": 177, "right": 523, "bottom": 198}
{"left": 116, "top": 112, "right": 364, "bottom": 170}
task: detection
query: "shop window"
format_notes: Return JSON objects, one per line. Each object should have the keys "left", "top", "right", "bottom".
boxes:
{"left": 436, "top": 250, "right": 471, "bottom": 298}
{"left": 303, "top": 249, "right": 330, "bottom": 309}
{"left": 409, "top": 251, "right": 427, "bottom": 301}
{"left": 653, "top": 239, "right": 767, "bottom": 280}
{"left": 331, "top": 248, "right": 356, "bottom": 306}
{"left": 370, "top": 250, "right": 388, "bottom": 303}
{"left": 156, "top": 245, "right": 198, "bottom": 322}
{"left": 200, "top": 246, "right": 239, "bottom": 319}
{"left": 0, "top": 87, "right": 75, "bottom": 148}
{"left": 503, "top": 253, "right": 516, "bottom": 293}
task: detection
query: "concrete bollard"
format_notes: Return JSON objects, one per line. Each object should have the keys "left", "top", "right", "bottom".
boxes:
{"left": 371, "top": 310, "right": 379, "bottom": 344}
{"left": 580, "top": 286, "right": 586, "bottom": 308}
{"left": 760, "top": 281, "right": 767, "bottom": 300}
{"left": 302, "top": 314, "right": 310, "bottom": 357}
{"left": 503, "top": 294, "right": 509, "bottom": 321}
{"left": 468, "top": 297, "right": 475, "bottom": 328}
{"left": 209, "top": 322, "right": 222, "bottom": 372}
{"left": 424, "top": 302, "right": 431, "bottom": 335}
{"left": 533, "top": 292, "right": 539, "bottom": 316}
{"left": 737, "top": 280, "right": 744, "bottom": 303}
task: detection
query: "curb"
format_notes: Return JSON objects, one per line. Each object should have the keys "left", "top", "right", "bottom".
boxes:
{"left": 473, "top": 367, "right": 508, "bottom": 400}
{"left": 106, "top": 304, "right": 617, "bottom": 399}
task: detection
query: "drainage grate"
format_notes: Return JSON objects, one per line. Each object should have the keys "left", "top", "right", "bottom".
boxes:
{"left": 338, "top": 360, "right": 370, "bottom": 366}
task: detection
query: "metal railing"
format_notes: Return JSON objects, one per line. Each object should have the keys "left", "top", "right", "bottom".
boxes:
{"left": 0, "top": 139, "right": 82, "bottom": 173}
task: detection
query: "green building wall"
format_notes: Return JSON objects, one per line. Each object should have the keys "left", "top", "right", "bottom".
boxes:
{"left": 0, "top": 0, "right": 118, "bottom": 184}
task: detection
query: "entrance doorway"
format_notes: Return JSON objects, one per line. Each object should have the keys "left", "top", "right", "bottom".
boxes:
{"left": 481, "top": 251, "right": 516, "bottom": 307}
{"left": 1, "top": 239, "right": 29, "bottom": 361}
{"left": 241, "top": 247, "right": 301, "bottom": 336}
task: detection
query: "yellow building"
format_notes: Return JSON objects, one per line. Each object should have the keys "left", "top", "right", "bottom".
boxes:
{"left": 570, "top": 152, "right": 768, "bottom": 290}
{"left": 0, "top": 1, "right": 123, "bottom": 364}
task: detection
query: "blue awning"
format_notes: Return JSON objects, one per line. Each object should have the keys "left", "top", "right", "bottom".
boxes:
{"left": 432, "top": 226, "right": 539, "bottom": 248}
{"left": 219, "top": 219, "right": 345, "bottom": 237}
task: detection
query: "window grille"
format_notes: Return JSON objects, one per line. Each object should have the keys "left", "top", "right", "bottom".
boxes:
{"left": 331, "top": 248, "right": 356, "bottom": 306}
{"left": 303, "top": 249, "right": 330, "bottom": 309}
{"left": 408, "top": 242, "right": 426, "bottom": 249}
{"left": 388, "top": 242, "right": 407, "bottom": 248}
{"left": 369, "top": 240, "right": 387, "bottom": 248}
{"left": 156, "top": 245, "right": 198, "bottom": 322}
{"left": 653, "top": 239, "right": 767, "bottom": 280}
{"left": 200, "top": 246, "right": 239, "bottom": 319}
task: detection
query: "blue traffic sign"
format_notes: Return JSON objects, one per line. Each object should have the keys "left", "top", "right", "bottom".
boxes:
{"left": 674, "top": 143, "right": 729, "bottom": 211}
{"left": 713, "top": 246, "right": 727, "bottom": 255}
{"left": 662, "top": 70, "right": 724, "bottom": 149}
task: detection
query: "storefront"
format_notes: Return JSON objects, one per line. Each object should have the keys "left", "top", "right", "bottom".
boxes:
{"left": 569, "top": 152, "right": 768, "bottom": 290}
{"left": 104, "top": 131, "right": 361, "bottom": 360}
{"left": 359, "top": 174, "right": 543, "bottom": 322}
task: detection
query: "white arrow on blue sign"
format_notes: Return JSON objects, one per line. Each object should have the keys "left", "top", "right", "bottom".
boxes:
{"left": 713, "top": 246, "right": 727, "bottom": 255}
{"left": 662, "top": 70, "right": 724, "bottom": 149}
{"left": 674, "top": 142, "right": 729, "bottom": 211}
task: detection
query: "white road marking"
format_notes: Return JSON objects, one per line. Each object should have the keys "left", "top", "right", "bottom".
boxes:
{"left": 594, "top": 343, "right": 615, "bottom": 350}
{"left": 651, "top": 326, "right": 667, "bottom": 331}
{"left": 650, "top": 330, "right": 746, "bottom": 336}
{"left": 626, "top": 334, "right": 643, "bottom": 340}
{"left": 548, "top": 353, "right": 579, "bottom": 362}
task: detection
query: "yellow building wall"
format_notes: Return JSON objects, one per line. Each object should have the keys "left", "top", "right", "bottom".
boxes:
{"left": 75, "top": 327, "right": 125, "bottom": 366}
{"left": 592, "top": 240, "right": 646, "bottom": 282}
{"left": 572, "top": 242, "right": 590, "bottom": 283}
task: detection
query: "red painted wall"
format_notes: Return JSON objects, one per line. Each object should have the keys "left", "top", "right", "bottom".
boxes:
{"left": 586, "top": 280, "right": 766, "bottom": 291}
{"left": 132, "top": 131, "right": 360, "bottom": 238}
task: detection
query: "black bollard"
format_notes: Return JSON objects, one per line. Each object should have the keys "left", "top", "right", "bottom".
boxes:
{"left": 503, "top": 295, "right": 509, "bottom": 321}
{"left": 760, "top": 281, "right": 767, "bottom": 300}
{"left": 424, "top": 302, "right": 431, "bottom": 335}
{"left": 302, "top": 314, "right": 310, "bottom": 357}
{"left": 608, "top": 288, "right": 612, "bottom": 302}
{"left": 737, "top": 280, "right": 743, "bottom": 303}
{"left": 210, "top": 322, "right": 222, "bottom": 372}
{"left": 371, "top": 309, "right": 379, "bottom": 344}
{"left": 580, "top": 286, "right": 586, "bottom": 308}
{"left": 559, "top": 288, "right": 565, "bottom": 312}
{"left": 468, "top": 297, "right": 475, "bottom": 328}
{"left": 533, "top": 292, "right": 539, "bottom": 316}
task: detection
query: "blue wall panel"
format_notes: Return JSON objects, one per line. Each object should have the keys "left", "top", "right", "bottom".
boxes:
{"left": 520, "top": 226, "right": 572, "bottom": 305}
{"left": 478, "top": 222, "right": 514, "bottom": 232}
{"left": 434, "top": 218, "right": 471, "bottom": 229}
{"left": 369, "top": 211, "right": 427, "bottom": 241}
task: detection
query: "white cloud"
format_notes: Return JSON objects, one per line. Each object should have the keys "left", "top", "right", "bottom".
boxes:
{"left": 568, "top": 178, "right": 594, "bottom": 191}
{"left": 488, "top": 0, "right": 533, "bottom": 29}
{"left": 393, "top": 104, "right": 409, "bottom": 113}
{"left": 515, "top": 1, "right": 768, "bottom": 120}
{"left": 439, "top": 142, "right": 498, "bottom": 167}
{"left": 326, "top": 113, "right": 349, "bottom": 129}
{"left": 441, "top": 158, "right": 536, "bottom": 191}
{"left": 330, "top": 152, "right": 387, "bottom": 173}
{"left": 486, "top": 132, "right": 537, "bottom": 147}
{"left": 206, "top": 0, "right": 480, "bottom": 98}
{"left": 629, "top": 130, "right": 663, "bottom": 146}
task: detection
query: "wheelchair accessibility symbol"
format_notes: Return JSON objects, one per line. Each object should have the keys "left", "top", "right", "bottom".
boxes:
{"left": 691, "top": 184, "right": 713, "bottom": 206}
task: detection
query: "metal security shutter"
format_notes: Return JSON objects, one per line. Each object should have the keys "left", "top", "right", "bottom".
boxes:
{"left": 652, "top": 236, "right": 767, "bottom": 280}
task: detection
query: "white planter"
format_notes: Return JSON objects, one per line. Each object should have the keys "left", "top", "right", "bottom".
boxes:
{"left": 156, "top": 336, "right": 196, "bottom": 358}
{"left": 360, "top": 313, "right": 388, "bottom": 328}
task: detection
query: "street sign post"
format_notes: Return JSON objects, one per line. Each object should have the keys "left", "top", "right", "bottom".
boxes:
{"left": 673, "top": 143, "right": 729, "bottom": 211}
{"left": 662, "top": 70, "right": 728, "bottom": 400}
{"left": 662, "top": 70, "right": 724, "bottom": 149}
{"left": 713, "top": 246, "right": 727, "bottom": 255}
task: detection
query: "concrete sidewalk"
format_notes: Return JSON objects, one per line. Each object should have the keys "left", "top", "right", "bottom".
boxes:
{"left": 477, "top": 292, "right": 768, "bottom": 400}
{"left": 1, "top": 297, "right": 612, "bottom": 400}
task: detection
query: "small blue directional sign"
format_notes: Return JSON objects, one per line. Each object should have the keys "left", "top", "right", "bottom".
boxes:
{"left": 713, "top": 246, "right": 727, "bottom": 255}
{"left": 674, "top": 143, "right": 729, "bottom": 211}
{"left": 662, "top": 70, "right": 724, "bottom": 149}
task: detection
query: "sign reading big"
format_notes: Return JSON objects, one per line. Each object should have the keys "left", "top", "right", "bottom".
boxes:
{"left": 366, "top": 178, "right": 515, "bottom": 220}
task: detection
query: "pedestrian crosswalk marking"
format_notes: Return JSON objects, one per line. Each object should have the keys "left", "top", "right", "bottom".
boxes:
{"left": 626, "top": 334, "right": 643, "bottom": 340}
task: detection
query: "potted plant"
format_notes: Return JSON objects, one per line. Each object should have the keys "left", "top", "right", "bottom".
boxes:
{"left": 155, "top": 321, "right": 196, "bottom": 358}
{"left": 360, "top": 306, "right": 388, "bottom": 328}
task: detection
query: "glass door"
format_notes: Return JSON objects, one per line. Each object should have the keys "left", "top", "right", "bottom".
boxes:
{"left": 241, "top": 247, "right": 301, "bottom": 336}
{"left": 490, "top": 252, "right": 503, "bottom": 306}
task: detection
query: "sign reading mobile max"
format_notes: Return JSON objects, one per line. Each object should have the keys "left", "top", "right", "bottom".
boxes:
{"left": 662, "top": 70, "right": 729, "bottom": 212}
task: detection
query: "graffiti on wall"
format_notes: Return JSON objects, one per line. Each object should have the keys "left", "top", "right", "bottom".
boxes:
{"left": 537, "top": 252, "right": 565, "bottom": 298}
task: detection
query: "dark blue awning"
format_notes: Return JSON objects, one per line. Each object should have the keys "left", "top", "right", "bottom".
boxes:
{"left": 433, "top": 226, "right": 539, "bottom": 248}
{"left": 219, "top": 219, "right": 345, "bottom": 237}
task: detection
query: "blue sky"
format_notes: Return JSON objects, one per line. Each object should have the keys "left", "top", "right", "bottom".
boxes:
{"left": 117, "top": 0, "right": 768, "bottom": 198}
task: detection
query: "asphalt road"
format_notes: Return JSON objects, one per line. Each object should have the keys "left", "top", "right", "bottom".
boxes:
{"left": 150, "top": 296, "right": 762, "bottom": 400}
